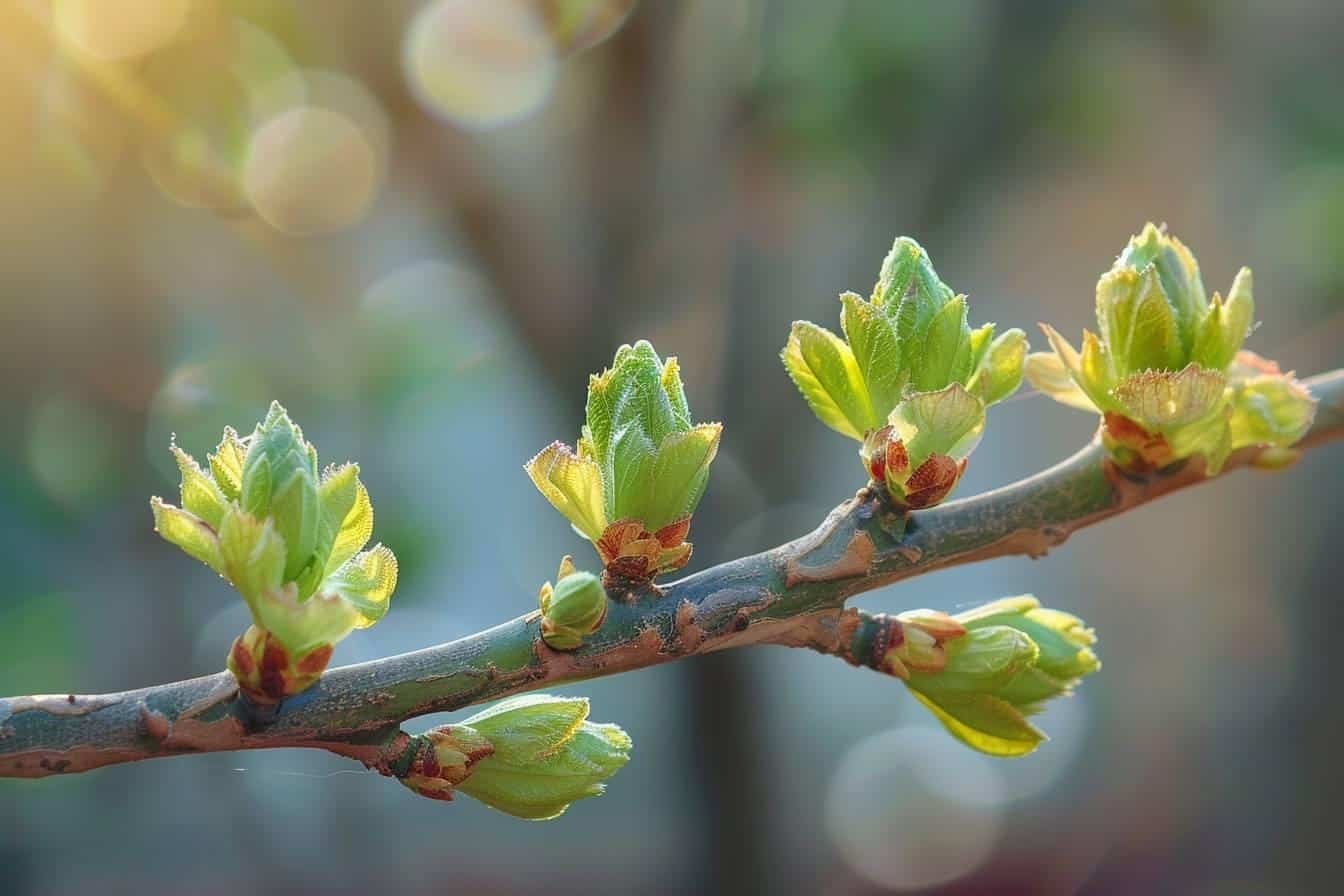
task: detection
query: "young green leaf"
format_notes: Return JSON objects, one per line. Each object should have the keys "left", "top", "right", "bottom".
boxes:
{"left": 781, "top": 321, "right": 878, "bottom": 440}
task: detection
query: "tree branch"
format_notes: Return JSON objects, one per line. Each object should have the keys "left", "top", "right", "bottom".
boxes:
{"left": 3, "top": 369, "right": 1341, "bottom": 781}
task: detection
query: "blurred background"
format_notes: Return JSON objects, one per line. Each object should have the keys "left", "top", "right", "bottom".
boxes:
{"left": 1, "top": 1, "right": 1342, "bottom": 893}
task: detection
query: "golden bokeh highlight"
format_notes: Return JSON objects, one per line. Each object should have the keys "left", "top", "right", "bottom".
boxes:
{"left": 140, "top": 18, "right": 304, "bottom": 213}
{"left": 242, "top": 105, "right": 379, "bottom": 235}
{"left": 403, "top": 0, "right": 558, "bottom": 130}
{"left": 53, "top": 0, "right": 193, "bottom": 61}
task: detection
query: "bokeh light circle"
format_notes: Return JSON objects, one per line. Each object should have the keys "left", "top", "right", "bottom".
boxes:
{"left": 54, "top": 0, "right": 193, "bottom": 61}
{"left": 403, "top": 0, "right": 558, "bottom": 130}
{"left": 543, "top": 0, "right": 638, "bottom": 55}
{"left": 242, "top": 106, "right": 379, "bottom": 235}
{"left": 825, "top": 726, "right": 1005, "bottom": 891}
{"left": 141, "top": 18, "right": 304, "bottom": 213}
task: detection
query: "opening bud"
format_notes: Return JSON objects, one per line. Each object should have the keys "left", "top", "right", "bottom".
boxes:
{"left": 900, "top": 596, "right": 1099, "bottom": 757}
{"left": 401, "top": 695, "right": 633, "bottom": 820}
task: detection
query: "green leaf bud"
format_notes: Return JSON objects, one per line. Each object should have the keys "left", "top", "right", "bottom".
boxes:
{"left": 1027, "top": 224, "right": 1315, "bottom": 475}
{"left": 529, "top": 341, "right": 720, "bottom": 581}
{"left": 539, "top": 558, "right": 608, "bottom": 650}
{"left": 400, "top": 695, "right": 632, "bottom": 820}
{"left": 900, "top": 595, "right": 1099, "bottom": 757}
{"left": 783, "top": 236, "right": 1024, "bottom": 506}
{"left": 458, "top": 696, "right": 632, "bottom": 820}
{"left": 860, "top": 383, "right": 985, "bottom": 509}
{"left": 151, "top": 404, "right": 398, "bottom": 702}
{"left": 241, "top": 402, "right": 321, "bottom": 583}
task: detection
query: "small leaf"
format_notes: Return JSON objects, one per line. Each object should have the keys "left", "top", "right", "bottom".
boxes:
{"left": 912, "top": 295, "right": 971, "bottom": 392}
{"left": 969, "top": 327, "right": 1026, "bottom": 405}
{"left": 633, "top": 423, "right": 721, "bottom": 531}
{"left": 172, "top": 444, "right": 227, "bottom": 529}
{"left": 1125, "top": 266, "right": 1183, "bottom": 374}
{"left": 526, "top": 442, "right": 610, "bottom": 542}
{"left": 1228, "top": 373, "right": 1315, "bottom": 450}
{"left": 890, "top": 382, "right": 986, "bottom": 463}
{"left": 1024, "top": 351, "right": 1098, "bottom": 412}
{"left": 250, "top": 585, "right": 360, "bottom": 657}
{"left": 218, "top": 506, "right": 287, "bottom": 613}
{"left": 873, "top": 236, "right": 923, "bottom": 308}
{"left": 781, "top": 321, "right": 877, "bottom": 440}
{"left": 659, "top": 356, "right": 691, "bottom": 430}
{"left": 323, "top": 479, "right": 374, "bottom": 580}
{"left": 1220, "top": 268, "right": 1254, "bottom": 364}
{"left": 150, "top": 498, "right": 223, "bottom": 573}
{"left": 840, "top": 292, "right": 904, "bottom": 416}
{"left": 907, "top": 689, "right": 1044, "bottom": 757}
{"left": 208, "top": 427, "right": 247, "bottom": 500}
{"left": 324, "top": 544, "right": 398, "bottom": 627}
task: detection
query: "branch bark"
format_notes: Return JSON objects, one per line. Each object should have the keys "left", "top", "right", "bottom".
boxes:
{"left": 3, "top": 369, "right": 1341, "bottom": 781}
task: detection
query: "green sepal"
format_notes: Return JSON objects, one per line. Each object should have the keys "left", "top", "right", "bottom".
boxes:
{"left": 781, "top": 320, "right": 877, "bottom": 440}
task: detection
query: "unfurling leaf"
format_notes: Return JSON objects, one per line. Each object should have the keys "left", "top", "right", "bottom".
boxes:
{"left": 402, "top": 695, "right": 633, "bottom": 820}
{"left": 151, "top": 403, "right": 398, "bottom": 702}
{"left": 897, "top": 595, "right": 1099, "bottom": 757}
{"left": 528, "top": 341, "right": 719, "bottom": 581}
{"left": 782, "top": 236, "right": 1026, "bottom": 510}
{"left": 1027, "top": 224, "right": 1316, "bottom": 474}
{"left": 781, "top": 321, "right": 876, "bottom": 439}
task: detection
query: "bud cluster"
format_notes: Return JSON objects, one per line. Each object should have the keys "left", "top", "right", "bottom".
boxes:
{"left": 782, "top": 237, "right": 1025, "bottom": 509}
{"left": 886, "top": 596, "right": 1100, "bottom": 756}
{"left": 1027, "top": 224, "right": 1316, "bottom": 473}
{"left": 527, "top": 341, "right": 721, "bottom": 582}
{"left": 151, "top": 402, "right": 397, "bottom": 703}
{"left": 401, "top": 695, "right": 633, "bottom": 820}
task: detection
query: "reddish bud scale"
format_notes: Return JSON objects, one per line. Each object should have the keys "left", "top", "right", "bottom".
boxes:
{"left": 1102, "top": 412, "right": 1178, "bottom": 473}
{"left": 901, "top": 455, "right": 966, "bottom": 510}
{"left": 595, "top": 516, "right": 694, "bottom": 583}
{"left": 227, "top": 627, "right": 335, "bottom": 705}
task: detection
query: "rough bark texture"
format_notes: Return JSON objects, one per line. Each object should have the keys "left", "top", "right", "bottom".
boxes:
{"left": 3, "top": 370, "right": 1341, "bottom": 782}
